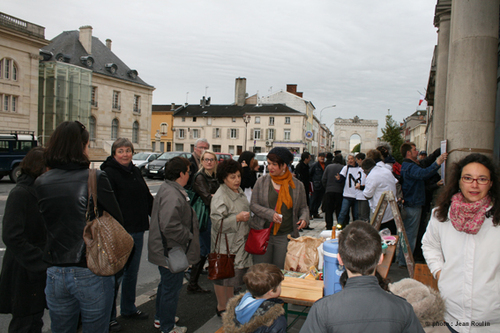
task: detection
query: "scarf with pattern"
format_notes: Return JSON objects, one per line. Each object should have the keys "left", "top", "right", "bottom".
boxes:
{"left": 449, "top": 192, "right": 491, "bottom": 234}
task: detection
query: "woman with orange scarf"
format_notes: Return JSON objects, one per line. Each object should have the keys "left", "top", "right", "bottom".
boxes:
{"left": 249, "top": 147, "right": 309, "bottom": 269}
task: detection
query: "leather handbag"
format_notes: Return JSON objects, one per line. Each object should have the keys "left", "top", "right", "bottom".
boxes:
{"left": 208, "top": 219, "right": 235, "bottom": 280}
{"left": 245, "top": 222, "right": 274, "bottom": 255}
{"left": 165, "top": 246, "right": 190, "bottom": 273}
{"left": 83, "top": 169, "right": 134, "bottom": 276}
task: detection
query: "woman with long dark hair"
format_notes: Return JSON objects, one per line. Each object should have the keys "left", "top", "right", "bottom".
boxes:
{"left": 0, "top": 147, "right": 47, "bottom": 333}
{"left": 422, "top": 153, "right": 500, "bottom": 332}
{"left": 35, "top": 121, "right": 123, "bottom": 333}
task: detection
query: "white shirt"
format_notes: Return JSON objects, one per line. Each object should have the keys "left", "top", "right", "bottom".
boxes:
{"left": 422, "top": 209, "right": 500, "bottom": 333}
{"left": 340, "top": 165, "right": 363, "bottom": 199}
{"left": 363, "top": 165, "right": 397, "bottom": 223}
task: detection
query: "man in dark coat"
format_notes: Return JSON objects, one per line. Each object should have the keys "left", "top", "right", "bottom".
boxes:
{"left": 309, "top": 152, "right": 326, "bottom": 219}
{"left": 294, "top": 152, "right": 311, "bottom": 207}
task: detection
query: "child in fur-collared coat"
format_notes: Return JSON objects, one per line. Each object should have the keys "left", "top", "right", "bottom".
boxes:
{"left": 223, "top": 264, "right": 286, "bottom": 333}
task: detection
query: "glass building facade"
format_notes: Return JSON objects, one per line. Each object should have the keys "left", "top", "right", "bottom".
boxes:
{"left": 38, "top": 62, "right": 92, "bottom": 145}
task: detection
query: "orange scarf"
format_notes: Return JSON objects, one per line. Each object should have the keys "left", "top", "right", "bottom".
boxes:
{"left": 270, "top": 168, "right": 295, "bottom": 235}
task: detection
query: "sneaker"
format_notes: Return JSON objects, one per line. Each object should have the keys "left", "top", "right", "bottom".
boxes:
{"left": 155, "top": 317, "right": 179, "bottom": 329}
{"left": 162, "top": 326, "right": 187, "bottom": 333}
{"left": 109, "top": 320, "right": 122, "bottom": 332}
{"left": 122, "top": 310, "right": 149, "bottom": 320}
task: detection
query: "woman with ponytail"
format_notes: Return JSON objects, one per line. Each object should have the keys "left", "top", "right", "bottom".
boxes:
{"left": 250, "top": 147, "right": 309, "bottom": 269}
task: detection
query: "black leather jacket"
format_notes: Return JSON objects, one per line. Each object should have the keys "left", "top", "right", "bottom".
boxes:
{"left": 35, "top": 165, "right": 123, "bottom": 266}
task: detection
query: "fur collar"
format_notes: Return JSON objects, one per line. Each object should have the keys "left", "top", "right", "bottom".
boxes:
{"left": 223, "top": 293, "right": 285, "bottom": 333}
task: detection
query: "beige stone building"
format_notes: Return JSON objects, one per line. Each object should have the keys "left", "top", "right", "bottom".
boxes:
{"left": 39, "top": 26, "right": 154, "bottom": 155}
{"left": 0, "top": 12, "right": 48, "bottom": 134}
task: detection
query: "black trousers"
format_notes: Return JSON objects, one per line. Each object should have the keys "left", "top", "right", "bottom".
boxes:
{"left": 323, "top": 192, "right": 343, "bottom": 230}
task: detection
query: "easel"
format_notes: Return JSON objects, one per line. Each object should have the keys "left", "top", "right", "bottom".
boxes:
{"left": 370, "top": 191, "right": 415, "bottom": 278}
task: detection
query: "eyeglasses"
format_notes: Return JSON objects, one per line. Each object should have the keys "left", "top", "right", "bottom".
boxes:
{"left": 203, "top": 158, "right": 215, "bottom": 162}
{"left": 461, "top": 176, "right": 490, "bottom": 185}
{"left": 196, "top": 146, "right": 209, "bottom": 150}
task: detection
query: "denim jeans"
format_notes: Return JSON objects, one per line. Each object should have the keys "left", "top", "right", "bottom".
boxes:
{"left": 337, "top": 197, "right": 358, "bottom": 226}
{"left": 398, "top": 205, "right": 422, "bottom": 266}
{"left": 45, "top": 266, "right": 114, "bottom": 333}
{"left": 155, "top": 266, "right": 184, "bottom": 332}
{"left": 111, "top": 231, "right": 144, "bottom": 321}
{"left": 199, "top": 218, "right": 212, "bottom": 257}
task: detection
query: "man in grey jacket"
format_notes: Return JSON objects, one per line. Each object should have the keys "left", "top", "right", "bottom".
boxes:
{"left": 148, "top": 156, "right": 200, "bottom": 333}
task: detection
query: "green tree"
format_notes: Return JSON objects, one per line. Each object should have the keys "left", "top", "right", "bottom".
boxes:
{"left": 351, "top": 143, "right": 361, "bottom": 153}
{"left": 381, "top": 114, "right": 404, "bottom": 163}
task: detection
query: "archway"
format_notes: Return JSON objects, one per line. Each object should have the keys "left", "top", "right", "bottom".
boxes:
{"left": 350, "top": 134, "right": 361, "bottom": 152}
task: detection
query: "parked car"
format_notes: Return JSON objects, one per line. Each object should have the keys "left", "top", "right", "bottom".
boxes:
{"left": 254, "top": 153, "right": 268, "bottom": 174}
{"left": 145, "top": 151, "right": 192, "bottom": 179}
{"left": 215, "top": 152, "right": 232, "bottom": 163}
{"left": 291, "top": 155, "right": 300, "bottom": 170}
{"left": 0, "top": 132, "right": 37, "bottom": 183}
{"left": 232, "top": 155, "right": 240, "bottom": 161}
{"left": 132, "top": 152, "right": 161, "bottom": 176}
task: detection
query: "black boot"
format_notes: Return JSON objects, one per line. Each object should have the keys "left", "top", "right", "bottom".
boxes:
{"left": 187, "top": 256, "right": 211, "bottom": 294}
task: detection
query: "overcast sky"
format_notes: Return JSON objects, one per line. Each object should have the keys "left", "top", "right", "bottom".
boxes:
{"left": 9, "top": 0, "right": 437, "bottom": 136}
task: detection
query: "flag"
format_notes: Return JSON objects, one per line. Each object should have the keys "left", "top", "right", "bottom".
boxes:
{"left": 418, "top": 94, "right": 425, "bottom": 106}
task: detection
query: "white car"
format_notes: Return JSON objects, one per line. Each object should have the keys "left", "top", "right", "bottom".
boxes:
{"left": 254, "top": 153, "right": 268, "bottom": 174}
{"left": 132, "top": 152, "right": 161, "bottom": 166}
{"left": 291, "top": 156, "right": 300, "bottom": 169}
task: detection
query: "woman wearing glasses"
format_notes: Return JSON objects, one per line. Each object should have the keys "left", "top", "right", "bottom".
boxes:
{"left": 422, "top": 153, "right": 500, "bottom": 332}
{"left": 188, "top": 150, "right": 219, "bottom": 294}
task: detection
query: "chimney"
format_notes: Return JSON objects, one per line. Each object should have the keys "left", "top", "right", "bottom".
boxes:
{"left": 235, "top": 77, "right": 247, "bottom": 106}
{"left": 106, "top": 39, "right": 112, "bottom": 50}
{"left": 287, "top": 84, "right": 297, "bottom": 94}
{"left": 170, "top": 103, "right": 176, "bottom": 111}
{"left": 79, "top": 26, "right": 93, "bottom": 54}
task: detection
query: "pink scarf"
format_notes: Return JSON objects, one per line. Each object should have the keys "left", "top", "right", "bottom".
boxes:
{"left": 449, "top": 192, "right": 491, "bottom": 234}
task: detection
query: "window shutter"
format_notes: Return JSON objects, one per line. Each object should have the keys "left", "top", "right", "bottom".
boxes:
{"left": 266, "top": 129, "right": 269, "bottom": 140}
{"left": 236, "top": 129, "right": 239, "bottom": 139}
{"left": 227, "top": 128, "right": 231, "bottom": 139}
{"left": 213, "top": 128, "right": 216, "bottom": 139}
{"left": 250, "top": 128, "right": 254, "bottom": 140}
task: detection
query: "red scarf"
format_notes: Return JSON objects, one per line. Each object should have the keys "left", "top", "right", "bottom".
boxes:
{"left": 449, "top": 192, "right": 491, "bottom": 234}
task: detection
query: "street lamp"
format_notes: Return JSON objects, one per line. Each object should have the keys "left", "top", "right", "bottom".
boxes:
{"left": 320, "top": 105, "right": 336, "bottom": 123}
{"left": 242, "top": 114, "right": 251, "bottom": 151}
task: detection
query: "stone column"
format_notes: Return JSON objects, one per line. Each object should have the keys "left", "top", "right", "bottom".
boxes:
{"left": 430, "top": 1, "right": 451, "bottom": 151}
{"left": 444, "top": 0, "right": 499, "bottom": 165}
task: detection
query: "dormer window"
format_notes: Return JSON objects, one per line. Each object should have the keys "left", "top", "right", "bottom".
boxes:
{"left": 105, "top": 63, "right": 118, "bottom": 74}
{"left": 127, "top": 70, "right": 138, "bottom": 79}
{"left": 80, "top": 56, "right": 94, "bottom": 67}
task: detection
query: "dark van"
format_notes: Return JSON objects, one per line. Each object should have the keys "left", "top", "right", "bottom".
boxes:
{"left": 0, "top": 131, "right": 37, "bottom": 182}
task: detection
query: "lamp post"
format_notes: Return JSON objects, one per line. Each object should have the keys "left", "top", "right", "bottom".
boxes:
{"left": 243, "top": 114, "right": 251, "bottom": 151}
{"left": 320, "top": 105, "right": 336, "bottom": 123}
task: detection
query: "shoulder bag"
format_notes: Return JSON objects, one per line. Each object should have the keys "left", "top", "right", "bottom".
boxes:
{"left": 191, "top": 171, "right": 210, "bottom": 232}
{"left": 245, "top": 222, "right": 274, "bottom": 255}
{"left": 207, "top": 219, "right": 235, "bottom": 280}
{"left": 83, "top": 169, "right": 134, "bottom": 276}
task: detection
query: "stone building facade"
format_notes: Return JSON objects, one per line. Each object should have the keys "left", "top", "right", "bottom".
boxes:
{"left": 333, "top": 116, "right": 378, "bottom": 154}
{"left": 0, "top": 12, "right": 48, "bottom": 134}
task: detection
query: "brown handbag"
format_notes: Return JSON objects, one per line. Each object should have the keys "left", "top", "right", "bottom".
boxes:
{"left": 83, "top": 169, "right": 134, "bottom": 276}
{"left": 207, "top": 219, "right": 236, "bottom": 280}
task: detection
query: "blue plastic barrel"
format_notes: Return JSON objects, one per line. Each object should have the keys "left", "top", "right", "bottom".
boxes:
{"left": 323, "top": 239, "right": 345, "bottom": 296}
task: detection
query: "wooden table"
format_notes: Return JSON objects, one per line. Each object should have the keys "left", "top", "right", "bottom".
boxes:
{"left": 280, "top": 276, "right": 324, "bottom": 328}
{"left": 376, "top": 235, "right": 399, "bottom": 279}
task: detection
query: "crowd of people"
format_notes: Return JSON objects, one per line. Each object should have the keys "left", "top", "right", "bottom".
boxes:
{"left": 0, "top": 125, "right": 499, "bottom": 333}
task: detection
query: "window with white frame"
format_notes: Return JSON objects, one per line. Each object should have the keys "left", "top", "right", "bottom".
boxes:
{"left": 214, "top": 128, "right": 220, "bottom": 138}
{"left": 91, "top": 87, "right": 98, "bottom": 107}
{"left": 178, "top": 129, "right": 185, "bottom": 139}
{"left": 132, "top": 121, "right": 139, "bottom": 143}
{"left": 160, "top": 122, "right": 168, "bottom": 134}
{"left": 230, "top": 129, "right": 237, "bottom": 139}
{"left": 268, "top": 128, "right": 275, "bottom": 140}
{"left": 255, "top": 116, "right": 260, "bottom": 124}
{"left": 229, "top": 145, "right": 235, "bottom": 155}
{"left": 269, "top": 117, "right": 275, "bottom": 125}
{"left": 254, "top": 129, "right": 261, "bottom": 140}
{"left": 192, "top": 129, "right": 200, "bottom": 139}
{"left": 232, "top": 118, "right": 236, "bottom": 122}
{"left": 285, "top": 117, "right": 290, "bottom": 124}
{"left": 2, "top": 94, "right": 18, "bottom": 112}
{"left": 284, "top": 129, "right": 291, "bottom": 141}
{"left": 182, "top": 117, "right": 185, "bottom": 122}
{"left": 112, "top": 91, "right": 121, "bottom": 110}
{"left": 0, "top": 58, "right": 18, "bottom": 81}
{"left": 133, "top": 95, "right": 141, "bottom": 113}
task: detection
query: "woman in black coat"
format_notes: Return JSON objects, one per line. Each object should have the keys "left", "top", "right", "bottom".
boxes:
{"left": 100, "top": 138, "right": 153, "bottom": 331}
{"left": 0, "top": 147, "right": 48, "bottom": 333}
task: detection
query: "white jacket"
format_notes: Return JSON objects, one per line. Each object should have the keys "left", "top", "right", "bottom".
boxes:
{"left": 422, "top": 209, "right": 500, "bottom": 333}
{"left": 363, "top": 165, "right": 397, "bottom": 223}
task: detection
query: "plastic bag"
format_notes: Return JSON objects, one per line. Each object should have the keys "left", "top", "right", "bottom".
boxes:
{"left": 284, "top": 235, "right": 325, "bottom": 273}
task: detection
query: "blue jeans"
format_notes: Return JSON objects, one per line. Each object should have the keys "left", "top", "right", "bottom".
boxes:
{"left": 337, "top": 197, "right": 358, "bottom": 226}
{"left": 111, "top": 231, "right": 144, "bottom": 321}
{"left": 155, "top": 266, "right": 184, "bottom": 332}
{"left": 398, "top": 205, "right": 422, "bottom": 265}
{"left": 199, "top": 218, "right": 212, "bottom": 257}
{"left": 45, "top": 266, "right": 114, "bottom": 333}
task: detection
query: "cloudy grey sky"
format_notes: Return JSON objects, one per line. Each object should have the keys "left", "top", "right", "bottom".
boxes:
{"left": 9, "top": 0, "right": 437, "bottom": 135}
